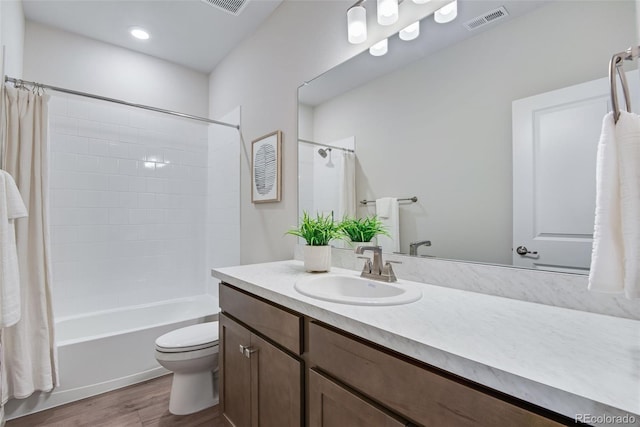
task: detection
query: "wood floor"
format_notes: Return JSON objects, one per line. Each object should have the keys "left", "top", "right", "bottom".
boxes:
{"left": 6, "top": 375, "right": 224, "bottom": 427}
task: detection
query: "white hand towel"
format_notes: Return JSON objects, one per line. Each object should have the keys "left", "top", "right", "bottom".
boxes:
{"left": 0, "top": 170, "right": 28, "bottom": 328}
{"left": 615, "top": 111, "right": 640, "bottom": 298}
{"left": 589, "top": 112, "right": 640, "bottom": 299}
{"left": 376, "top": 197, "right": 399, "bottom": 253}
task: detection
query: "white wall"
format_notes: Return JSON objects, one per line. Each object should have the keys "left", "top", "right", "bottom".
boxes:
{"left": 208, "top": 0, "right": 448, "bottom": 264}
{"left": 306, "top": 1, "right": 637, "bottom": 264}
{"left": 23, "top": 21, "right": 209, "bottom": 117}
{"left": 0, "top": 0, "right": 25, "bottom": 78}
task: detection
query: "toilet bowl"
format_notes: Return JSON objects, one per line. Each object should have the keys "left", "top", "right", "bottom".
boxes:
{"left": 155, "top": 321, "right": 219, "bottom": 415}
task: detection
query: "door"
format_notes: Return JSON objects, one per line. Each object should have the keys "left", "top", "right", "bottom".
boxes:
{"left": 308, "top": 369, "right": 407, "bottom": 427}
{"left": 220, "top": 314, "right": 251, "bottom": 427}
{"left": 512, "top": 71, "right": 639, "bottom": 273}
{"left": 251, "top": 334, "right": 303, "bottom": 427}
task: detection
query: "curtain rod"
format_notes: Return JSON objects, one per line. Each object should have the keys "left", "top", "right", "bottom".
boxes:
{"left": 298, "top": 138, "right": 355, "bottom": 153}
{"left": 4, "top": 76, "right": 240, "bottom": 130}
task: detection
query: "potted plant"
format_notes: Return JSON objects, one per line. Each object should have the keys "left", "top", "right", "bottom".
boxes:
{"left": 286, "top": 211, "right": 341, "bottom": 272}
{"left": 339, "top": 215, "right": 389, "bottom": 245}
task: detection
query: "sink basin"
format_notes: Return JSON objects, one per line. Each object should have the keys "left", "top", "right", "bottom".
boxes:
{"left": 294, "top": 274, "right": 422, "bottom": 306}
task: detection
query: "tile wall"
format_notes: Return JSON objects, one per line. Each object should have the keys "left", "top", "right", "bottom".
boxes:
{"left": 48, "top": 95, "right": 211, "bottom": 317}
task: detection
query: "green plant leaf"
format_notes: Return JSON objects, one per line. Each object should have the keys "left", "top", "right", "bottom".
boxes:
{"left": 285, "top": 211, "right": 342, "bottom": 246}
{"left": 338, "top": 215, "right": 390, "bottom": 242}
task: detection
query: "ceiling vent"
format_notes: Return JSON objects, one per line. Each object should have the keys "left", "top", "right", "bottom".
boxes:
{"left": 463, "top": 6, "right": 509, "bottom": 31}
{"left": 201, "top": 0, "right": 248, "bottom": 16}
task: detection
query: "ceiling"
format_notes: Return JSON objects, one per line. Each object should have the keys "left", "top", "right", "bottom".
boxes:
{"left": 22, "top": 0, "right": 283, "bottom": 74}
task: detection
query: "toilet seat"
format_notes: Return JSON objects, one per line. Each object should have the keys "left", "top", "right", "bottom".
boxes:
{"left": 155, "top": 322, "right": 219, "bottom": 353}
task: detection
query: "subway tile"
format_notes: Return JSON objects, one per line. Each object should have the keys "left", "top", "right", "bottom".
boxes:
{"left": 51, "top": 226, "right": 78, "bottom": 244}
{"left": 52, "top": 152, "right": 77, "bottom": 171}
{"left": 51, "top": 189, "right": 77, "bottom": 207}
{"left": 108, "top": 208, "right": 129, "bottom": 225}
{"left": 97, "top": 157, "right": 119, "bottom": 174}
{"left": 77, "top": 173, "right": 109, "bottom": 191}
{"left": 107, "top": 141, "right": 129, "bottom": 158}
{"left": 48, "top": 96, "right": 67, "bottom": 116}
{"left": 53, "top": 135, "right": 89, "bottom": 154}
{"left": 128, "top": 176, "right": 147, "bottom": 192}
{"left": 128, "top": 144, "right": 146, "bottom": 161}
{"left": 67, "top": 99, "right": 91, "bottom": 119}
{"left": 108, "top": 175, "right": 130, "bottom": 192}
{"left": 88, "top": 139, "right": 109, "bottom": 156}
{"left": 146, "top": 178, "right": 166, "bottom": 193}
{"left": 118, "top": 159, "right": 138, "bottom": 176}
{"left": 118, "top": 126, "right": 138, "bottom": 144}
{"left": 138, "top": 193, "right": 156, "bottom": 209}
{"left": 51, "top": 115, "right": 78, "bottom": 136}
{"left": 75, "top": 225, "right": 110, "bottom": 242}
{"left": 77, "top": 119, "right": 105, "bottom": 139}
{"left": 118, "top": 192, "right": 138, "bottom": 208}
{"left": 76, "top": 155, "right": 99, "bottom": 172}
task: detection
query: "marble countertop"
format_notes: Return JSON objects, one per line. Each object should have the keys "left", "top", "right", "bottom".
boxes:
{"left": 212, "top": 260, "right": 640, "bottom": 426}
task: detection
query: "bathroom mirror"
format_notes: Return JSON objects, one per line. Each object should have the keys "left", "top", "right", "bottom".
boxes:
{"left": 298, "top": 0, "right": 639, "bottom": 274}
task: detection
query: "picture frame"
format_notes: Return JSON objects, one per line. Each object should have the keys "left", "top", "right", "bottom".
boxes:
{"left": 251, "top": 130, "right": 282, "bottom": 203}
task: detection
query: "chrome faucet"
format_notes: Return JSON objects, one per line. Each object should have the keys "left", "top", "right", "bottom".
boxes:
{"left": 409, "top": 240, "right": 431, "bottom": 256}
{"left": 355, "top": 246, "right": 399, "bottom": 282}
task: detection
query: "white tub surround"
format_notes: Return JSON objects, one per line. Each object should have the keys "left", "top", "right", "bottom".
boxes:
{"left": 4, "top": 295, "right": 219, "bottom": 420}
{"left": 212, "top": 261, "right": 640, "bottom": 427}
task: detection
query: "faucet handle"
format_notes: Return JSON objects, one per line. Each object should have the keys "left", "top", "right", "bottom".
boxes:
{"left": 357, "top": 256, "right": 372, "bottom": 274}
{"left": 381, "top": 261, "right": 398, "bottom": 282}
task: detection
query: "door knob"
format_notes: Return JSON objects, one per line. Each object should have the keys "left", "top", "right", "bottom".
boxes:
{"left": 516, "top": 246, "right": 538, "bottom": 255}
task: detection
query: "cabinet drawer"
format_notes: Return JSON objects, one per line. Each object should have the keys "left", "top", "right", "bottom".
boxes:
{"left": 309, "top": 322, "right": 567, "bottom": 427}
{"left": 220, "top": 283, "right": 303, "bottom": 354}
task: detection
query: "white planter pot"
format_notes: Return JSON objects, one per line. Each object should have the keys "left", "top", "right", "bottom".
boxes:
{"left": 303, "top": 245, "right": 331, "bottom": 272}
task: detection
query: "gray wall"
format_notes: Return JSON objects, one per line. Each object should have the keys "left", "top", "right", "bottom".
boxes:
{"left": 308, "top": 1, "right": 636, "bottom": 263}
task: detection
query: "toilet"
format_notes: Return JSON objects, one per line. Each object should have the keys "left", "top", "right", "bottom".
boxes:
{"left": 155, "top": 321, "right": 220, "bottom": 415}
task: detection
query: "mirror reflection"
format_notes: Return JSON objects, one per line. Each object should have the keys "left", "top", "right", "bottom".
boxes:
{"left": 298, "top": 0, "right": 638, "bottom": 274}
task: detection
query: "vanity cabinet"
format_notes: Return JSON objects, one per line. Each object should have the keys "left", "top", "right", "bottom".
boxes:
{"left": 309, "top": 322, "right": 569, "bottom": 427}
{"left": 219, "top": 284, "right": 303, "bottom": 427}
{"left": 219, "top": 281, "right": 574, "bottom": 427}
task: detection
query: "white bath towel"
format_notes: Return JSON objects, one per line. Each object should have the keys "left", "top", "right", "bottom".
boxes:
{"left": 376, "top": 197, "right": 399, "bottom": 253}
{"left": 0, "top": 169, "right": 28, "bottom": 328}
{"left": 589, "top": 112, "right": 640, "bottom": 298}
{"left": 616, "top": 111, "right": 640, "bottom": 298}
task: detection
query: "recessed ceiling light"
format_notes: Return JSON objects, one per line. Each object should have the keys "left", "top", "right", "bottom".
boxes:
{"left": 130, "top": 28, "right": 150, "bottom": 40}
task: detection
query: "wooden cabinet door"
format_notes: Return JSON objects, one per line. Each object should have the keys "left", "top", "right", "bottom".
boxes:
{"left": 220, "top": 314, "right": 252, "bottom": 427}
{"left": 250, "top": 334, "right": 303, "bottom": 427}
{"left": 309, "top": 369, "right": 407, "bottom": 427}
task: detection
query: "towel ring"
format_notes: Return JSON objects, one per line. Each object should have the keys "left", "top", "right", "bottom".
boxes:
{"left": 609, "top": 47, "right": 638, "bottom": 123}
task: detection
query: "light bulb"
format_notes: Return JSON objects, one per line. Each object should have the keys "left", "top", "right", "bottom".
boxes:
{"left": 377, "top": 0, "right": 398, "bottom": 26}
{"left": 130, "top": 28, "right": 150, "bottom": 40}
{"left": 347, "top": 5, "right": 367, "bottom": 44}
{"left": 434, "top": 0, "right": 457, "bottom": 23}
{"left": 369, "top": 38, "right": 388, "bottom": 56}
{"left": 399, "top": 21, "right": 420, "bottom": 41}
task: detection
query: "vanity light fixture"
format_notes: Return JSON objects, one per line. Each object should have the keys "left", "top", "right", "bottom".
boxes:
{"left": 130, "top": 27, "right": 150, "bottom": 40}
{"left": 399, "top": 21, "right": 420, "bottom": 41}
{"left": 347, "top": 1, "right": 368, "bottom": 44}
{"left": 369, "top": 38, "right": 388, "bottom": 56}
{"left": 412, "top": 0, "right": 431, "bottom": 3}
{"left": 377, "top": 0, "right": 399, "bottom": 25}
{"left": 434, "top": 0, "right": 457, "bottom": 23}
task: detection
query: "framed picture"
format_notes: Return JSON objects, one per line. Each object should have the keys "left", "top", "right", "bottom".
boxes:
{"left": 251, "top": 130, "right": 282, "bottom": 203}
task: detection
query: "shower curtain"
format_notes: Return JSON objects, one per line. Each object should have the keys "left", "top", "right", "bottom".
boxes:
{"left": 0, "top": 87, "right": 58, "bottom": 420}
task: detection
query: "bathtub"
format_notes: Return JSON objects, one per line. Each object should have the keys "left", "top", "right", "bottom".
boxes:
{"left": 5, "top": 295, "right": 219, "bottom": 420}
